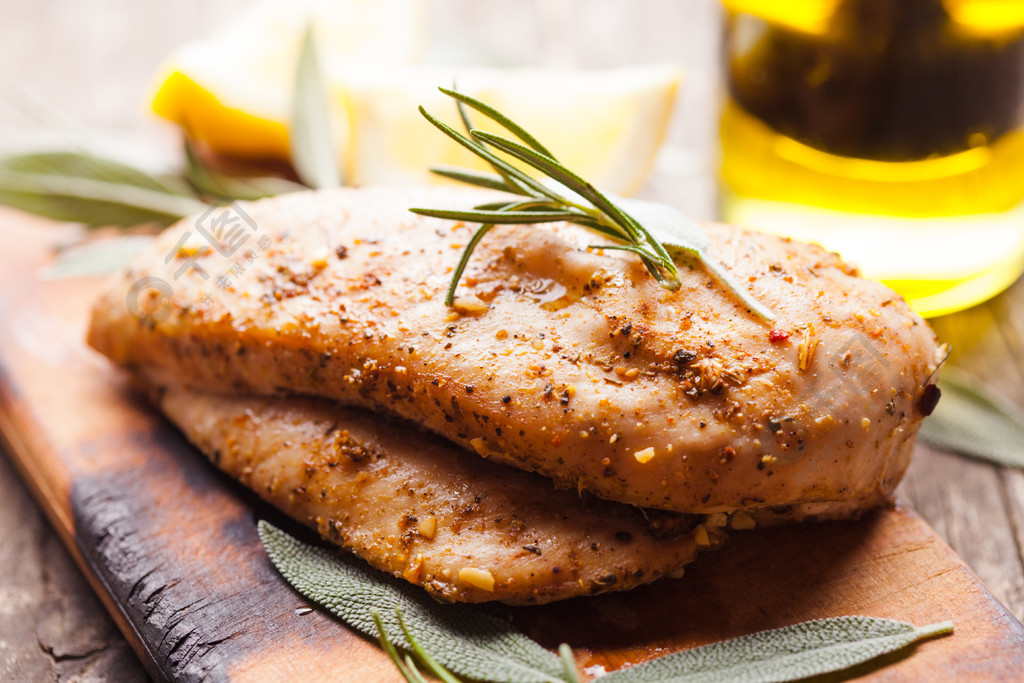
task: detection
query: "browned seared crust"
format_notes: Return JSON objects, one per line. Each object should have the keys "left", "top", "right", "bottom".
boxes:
{"left": 153, "top": 383, "right": 725, "bottom": 604}
{"left": 89, "top": 186, "right": 943, "bottom": 516}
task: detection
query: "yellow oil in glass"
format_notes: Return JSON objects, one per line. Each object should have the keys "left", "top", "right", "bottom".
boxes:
{"left": 719, "top": 0, "right": 1024, "bottom": 317}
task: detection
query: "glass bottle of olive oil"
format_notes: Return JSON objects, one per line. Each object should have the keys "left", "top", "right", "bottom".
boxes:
{"left": 719, "top": 0, "right": 1024, "bottom": 317}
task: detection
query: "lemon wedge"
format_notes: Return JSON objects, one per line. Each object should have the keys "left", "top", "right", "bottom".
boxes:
{"left": 151, "top": 0, "right": 425, "bottom": 159}
{"left": 150, "top": 1, "right": 680, "bottom": 195}
{"left": 336, "top": 65, "right": 680, "bottom": 195}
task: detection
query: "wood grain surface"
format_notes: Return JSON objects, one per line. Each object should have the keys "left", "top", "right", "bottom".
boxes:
{"left": 1, "top": 212, "right": 1023, "bottom": 681}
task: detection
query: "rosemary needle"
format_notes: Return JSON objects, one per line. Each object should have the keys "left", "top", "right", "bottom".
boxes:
{"left": 410, "top": 87, "right": 774, "bottom": 321}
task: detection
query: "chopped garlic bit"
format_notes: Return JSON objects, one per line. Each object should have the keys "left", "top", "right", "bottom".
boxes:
{"left": 470, "top": 437, "right": 491, "bottom": 458}
{"left": 452, "top": 297, "right": 489, "bottom": 315}
{"left": 634, "top": 447, "right": 656, "bottom": 464}
{"left": 705, "top": 512, "right": 728, "bottom": 528}
{"left": 861, "top": 417, "right": 872, "bottom": 430}
{"left": 693, "top": 525, "right": 711, "bottom": 546}
{"left": 418, "top": 515, "right": 437, "bottom": 540}
{"left": 310, "top": 245, "right": 330, "bottom": 269}
{"left": 458, "top": 566, "right": 495, "bottom": 592}
{"left": 403, "top": 554, "right": 424, "bottom": 583}
{"left": 730, "top": 510, "right": 756, "bottom": 530}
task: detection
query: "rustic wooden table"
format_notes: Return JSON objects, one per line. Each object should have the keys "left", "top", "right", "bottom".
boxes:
{"left": 1, "top": 1, "right": 1022, "bottom": 679}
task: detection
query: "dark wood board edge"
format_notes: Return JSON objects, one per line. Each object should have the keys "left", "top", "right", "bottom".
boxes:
{"left": 0, "top": 375, "right": 163, "bottom": 681}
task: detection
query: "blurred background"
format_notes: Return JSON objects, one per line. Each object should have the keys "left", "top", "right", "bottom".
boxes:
{"left": 0, "top": 0, "right": 724, "bottom": 220}
{"left": 7, "top": 0, "right": 1024, "bottom": 317}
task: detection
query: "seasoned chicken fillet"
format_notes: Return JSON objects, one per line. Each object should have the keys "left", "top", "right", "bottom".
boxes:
{"left": 150, "top": 383, "right": 724, "bottom": 604}
{"left": 89, "top": 187, "right": 943, "bottom": 517}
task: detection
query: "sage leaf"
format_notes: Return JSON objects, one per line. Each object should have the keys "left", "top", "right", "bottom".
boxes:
{"left": 260, "top": 523, "right": 950, "bottom": 683}
{"left": 612, "top": 197, "right": 773, "bottom": 320}
{"left": 0, "top": 150, "right": 205, "bottom": 227}
{"left": 290, "top": 27, "right": 342, "bottom": 189}
{"left": 919, "top": 369, "right": 1024, "bottom": 469}
{"left": 616, "top": 198, "right": 709, "bottom": 257}
{"left": 183, "top": 139, "right": 305, "bottom": 201}
{"left": 41, "top": 235, "right": 155, "bottom": 279}
{"left": 258, "top": 521, "right": 565, "bottom": 683}
{"left": 0, "top": 170, "right": 205, "bottom": 228}
{"left": 600, "top": 617, "right": 952, "bottom": 683}
{"left": 0, "top": 151, "right": 190, "bottom": 195}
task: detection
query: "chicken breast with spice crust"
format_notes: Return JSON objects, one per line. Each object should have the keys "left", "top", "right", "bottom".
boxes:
{"left": 88, "top": 186, "right": 943, "bottom": 520}
{"left": 150, "top": 382, "right": 725, "bottom": 604}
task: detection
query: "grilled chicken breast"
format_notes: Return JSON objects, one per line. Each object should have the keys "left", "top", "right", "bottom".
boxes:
{"left": 89, "top": 187, "right": 943, "bottom": 518}
{"left": 151, "top": 383, "right": 724, "bottom": 604}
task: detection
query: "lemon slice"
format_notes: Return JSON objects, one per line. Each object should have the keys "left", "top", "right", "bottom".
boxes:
{"left": 336, "top": 65, "right": 680, "bottom": 195}
{"left": 150, "top": 1, "right": 680, "bottom": 195}
{"left": 151, "top": 0, "right": 425, "bottom": 159}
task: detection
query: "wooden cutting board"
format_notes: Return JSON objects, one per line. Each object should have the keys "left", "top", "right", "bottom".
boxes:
{"left": 1, "top": 212, "right": 1022, "bottom": 682}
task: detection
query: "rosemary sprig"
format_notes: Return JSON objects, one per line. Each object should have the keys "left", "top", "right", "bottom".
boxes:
{"left": 410, "top": 87, "right": 774, "bottom": 321}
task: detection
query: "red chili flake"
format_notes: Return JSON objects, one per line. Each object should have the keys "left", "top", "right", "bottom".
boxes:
{"left": 769, "top": 329, "right": 790, "bottom": 343}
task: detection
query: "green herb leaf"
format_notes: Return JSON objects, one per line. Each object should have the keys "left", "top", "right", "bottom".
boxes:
{"left": 395, "top": 611, "right": 463, "bottom": 683}
{"left": 290, "top": 26, "right": 342, "bottom": 189}
{"left": 260, "top": 523, "right": 951, "bottom": 683}
{"left": 374, "top": 613, "right": 427, "bottom": 683}
{"left": 558, "top": 644, "right": 581, "bottom": 683}
{"left": 437, "top": 87, "right": 557, "bottom": 159}
{"left": 183, "top": 139, "right": 305, "bottom": 201}
{"left": 919, "top": 369, "right": 1024, "bottom": 469}
{"left": 600, "top": 617, "right": 953, "bottom": 683}
{"left": 616, "top": 198, "right": 709, "bottom": 257}
{"left": 444, "top": 223, "right": 494, "bottom": 305}
{"left": 0, "top": 159, "right": 206, "bottom": 228}
{"left": 258, "top": 521, "right": 565, "bottom": 683}
{"left": 417, "top": 105, "right": 562, "bottom": 203}
{"left": 41, "top": 235, "right": 155, "bottom": 279}
{"left": 415, "top": 88, "right": 775, "bottom": 321}
{"left": 429, "top": 165, "right": 522, "bottom": 193}
{"left": 470, "top": 129, "right": 656, "bottom": 251}
{"left": 622, "top": 197, "right": 773, "bottom": 321}
{"left": 0, "top": 151, "right": 190, "bottom": 195}
{"left": 410, "top": 207, "right": 580, "bottom": 224}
